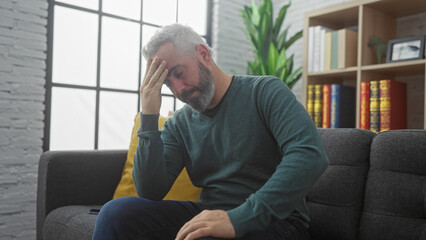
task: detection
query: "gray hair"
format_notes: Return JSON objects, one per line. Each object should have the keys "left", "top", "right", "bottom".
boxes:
{"left": 142, "top": 23, "right": 212, "bottom": 60}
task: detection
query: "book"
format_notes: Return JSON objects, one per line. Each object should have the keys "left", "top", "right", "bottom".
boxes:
{"left": 319, "top": 27, "right": 325, "bottom": 71}
{"left": 324, "top": 31, "right": 332, "bottom": 71}
{"left": 307, "top": 85, "right": 314, "bottom": 120}
{"left": 379, "top": 80, "right": 407, "bottom": 131}
{"left": 313, "top": 26, "right": 322, "bottom": 72}
{"left": 369, "top": 81, "right": 380, "bottom": 133}
{"left": 319, "top": 27, "right": 333, "bottom": 71}
{"left": 337, "top": 29, "right": 358, "bottom": 69}
{"left": 308, "top": 26, "right": 315, "bottom": 73}
{"left": 309, "top": 26, "right": 333, "bottom": 72}
{"left": 330, "top": 84, "right": 355, "bottom": 128}
{"left": 322, "top": 84, "right": 331, "bottom": 128}
{"left": 360, "top": 81, "right": 370, "bottom": 129}
{"left": 313, "top": 84, "right": 323, "bottom": 127}
{"left": 330, "top": 31, "right": 339, "bottom": 70}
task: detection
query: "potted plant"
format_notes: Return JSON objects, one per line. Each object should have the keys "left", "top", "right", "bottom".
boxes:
{"left": 240, "top": 0, "right": 302, "bottom": 89}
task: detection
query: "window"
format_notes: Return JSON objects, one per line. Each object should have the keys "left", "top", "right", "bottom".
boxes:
{"left": 44, "top": 0, "right": 212, "bottom": 151}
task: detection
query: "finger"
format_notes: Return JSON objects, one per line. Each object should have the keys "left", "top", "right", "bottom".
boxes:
{"left": 142, "top": 58, "right": 155, "bottom": 84}
{"left": 155, "top": 67, "right": 168, "bottom": 88}
{"left": 146, "top": 58, "right": 153, "bottom": 72}
{"left": 183, "top": 227, "right": 211, "bottom": 240}
{"left": 147, "top": 60, "right": 167, "bottom": 88}
{"left": 176, "top": 221, "right": 191, "bottom": 239}
{"left": 176, "top": 222, "right": 208, "bottom": 240}
{"left": 142, "top": 58, "right": 161, "bottom": 86}
{"left": 178, "top": 210, "right": 208, "bottom": 232}
{"left": 176, "top": 217, "right": 201, "bottom": 240}
{"left": 144, "top": 58, "right": 153, "bottom": 77}
{"left": 177, "top": 210, "right": 211, "bottom": 239}
{"left": 140, "top": 59, "right": 152, "bottom": 92}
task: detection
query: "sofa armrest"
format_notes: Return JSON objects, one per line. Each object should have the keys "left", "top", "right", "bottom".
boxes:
{"left": 36, "top": 150, "right": 127, "bottom": 239}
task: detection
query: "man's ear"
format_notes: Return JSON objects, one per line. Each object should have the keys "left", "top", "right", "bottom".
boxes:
{"left": 195, "top": 44, "right": 211, "bottom": 64}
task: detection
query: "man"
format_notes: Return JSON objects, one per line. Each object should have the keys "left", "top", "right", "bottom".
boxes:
{"left": 93, "top": 23, "right": 328, "bottom": 240}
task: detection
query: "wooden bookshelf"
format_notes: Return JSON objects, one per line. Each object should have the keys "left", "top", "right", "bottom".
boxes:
{"left": 302, "top": 0, "right": 426, "bottom": 129}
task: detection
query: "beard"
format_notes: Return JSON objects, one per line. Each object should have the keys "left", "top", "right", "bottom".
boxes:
{"left": 179, "top": 61, "right": 215, "bottom": 112}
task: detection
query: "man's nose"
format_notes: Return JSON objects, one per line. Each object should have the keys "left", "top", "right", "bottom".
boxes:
{"left": 169, "top": 78, "right": 187, "bottom": 95}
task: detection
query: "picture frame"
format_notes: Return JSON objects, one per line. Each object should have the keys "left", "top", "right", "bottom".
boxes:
{"left": 386, "top": 35, "right": 425, "bottom": 63}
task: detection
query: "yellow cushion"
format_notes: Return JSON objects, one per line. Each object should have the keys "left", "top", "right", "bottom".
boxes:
{"left": 113, "top": 113, "right": 201, "bottom": 201}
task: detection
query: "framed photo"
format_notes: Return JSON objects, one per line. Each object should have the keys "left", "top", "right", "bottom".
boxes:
{"left": 386, "top": 35, "right": 425, "bottom": 63}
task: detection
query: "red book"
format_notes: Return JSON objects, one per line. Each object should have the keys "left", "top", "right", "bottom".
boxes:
{"left": 322, "top": 84, "right": 331, "bottom": 128}
{"left": 379, "top": 80, "right": 407, "bottom": 131}
{"left": 360, "top": 82, "right": 370, "bottom": 129}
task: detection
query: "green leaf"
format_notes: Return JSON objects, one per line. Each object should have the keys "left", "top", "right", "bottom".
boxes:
{"left": 286, "top": 70, "right": 302, "bottom": 89}
{"left": 283, "top": 30, "right": 303, "bottom": 49}
{"left": 285, "top": 67, "right": 302, "bottom": 87}
{"left": 248, "top": 61, "right": 256, "bottom": 75}
{"left": 273, "top": 2, "right": 290, "bottom": 40}
{"left": 241, "top": 8, "right": 258, "bottom": 46}
{"left": 256, "top": 27, "right": 265, "bottom": 56}
{"left": 259, "top": 0, "right": 272, "bottom": 17}
{"left": 276, "top": 65, "right": 285, "bottom": 81}
{"left": 280, "top": 63, "right": 288, "bottom": 82}
{"left": 277, "top": 27, "right": 288, "bottom": 52}
{"left": 286, "top": 65, "right": 299, "bottom": 81}
{"left": 258, "top": 58, "right": 266, "bottom": 75}
{"left": 286, "top": 54, "right": 294, "bottom": 73}
{"left": 251, "top": 0, "right": 260, "bottom": 26}
{"left": 277, "top": 47, "right": 287, "bottom": 70}
{"left": 240, "top": 0, "right": 302, "bottom": 89}
{"left": 268, "top": 43, "right": 278, "bottom": 74}
{"left": 259, "top": 12, "right": 270, "bottom": 54}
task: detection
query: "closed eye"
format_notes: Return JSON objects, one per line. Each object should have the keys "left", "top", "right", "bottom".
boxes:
{"left": 174, "top": 69, "right": 183, "bottom": 78}
{"left": 167, "top": 65, "right": 183, "bottom": 78}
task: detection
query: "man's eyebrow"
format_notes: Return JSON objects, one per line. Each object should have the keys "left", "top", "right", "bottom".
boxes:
{"left": 166, "top": 65, "right": 181, "bottom": 77}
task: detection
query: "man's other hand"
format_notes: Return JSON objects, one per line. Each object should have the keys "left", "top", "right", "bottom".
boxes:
{"left": 176, "top": 210, "right": 236, "bottom": 240}
{"left": 140, "top": 57, "right": 168, "bottom": 114}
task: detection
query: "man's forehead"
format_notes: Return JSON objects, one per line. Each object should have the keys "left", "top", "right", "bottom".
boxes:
{"left": 154, "top": 43, "right": 195, "bottom": 73}
{"left": 154, "top": 42, "right": 178, "bottom": 59}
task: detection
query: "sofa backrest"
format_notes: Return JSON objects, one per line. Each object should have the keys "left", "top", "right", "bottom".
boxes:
{"left": 359, "top": 130, "right": 426, "bottom": 240}
{"left": 308, "top": 128, "right": 376, "bottom": 240}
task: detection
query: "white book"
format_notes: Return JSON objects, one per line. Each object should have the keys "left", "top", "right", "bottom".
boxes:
{"left": 308, "top": 26, "right": 314, "bottom": 73}
{"left": 313, "top": 25, "right": 321, "bottom": 72}
{"left": 319, "top": 27, "right": 325, "bottom": 71}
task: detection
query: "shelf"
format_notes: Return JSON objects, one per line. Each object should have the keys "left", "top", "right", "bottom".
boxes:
{"left": 309, "top": 6, "right": 359, "bottom": 29}
{"left": 363, "top": 0, "right": 426, "bottom": 18}
{"left": 308, "top": 67, "right": 358, "bottom": 78}
{"left": 361, "top": 59, "right": 426, "bottom": 75}
{"left": 307, "top": 68, "right": 357, "bottom": 86}
{"left": 302, "top": 0, "right": 426, "bottom": 130}
{"left": 307, "top": 1, "right": 359, "bottom": 19}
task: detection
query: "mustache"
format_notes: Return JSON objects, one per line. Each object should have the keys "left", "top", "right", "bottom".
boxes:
{"left": 180, "top": 88, "right": 198, "bottom": 102}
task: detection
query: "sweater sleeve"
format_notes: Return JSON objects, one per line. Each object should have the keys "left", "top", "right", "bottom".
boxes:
{"left": 226, "top": 77, "right": 328, "bottom": 237}
{"left": 132, "top": 114, "right": 185, "bottom": 200}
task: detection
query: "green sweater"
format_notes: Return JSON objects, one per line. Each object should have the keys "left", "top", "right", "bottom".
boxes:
{"left": 133, "top": 75, "right": 328, "bottom": 237}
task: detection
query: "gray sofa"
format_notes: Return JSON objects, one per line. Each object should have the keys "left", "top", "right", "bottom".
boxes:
{"left": 37, "top": 128, "right": 426, "bottom": 240}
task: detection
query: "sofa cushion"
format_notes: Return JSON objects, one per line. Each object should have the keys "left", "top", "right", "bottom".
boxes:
{"left": 43, "top": 205, "right": 101, "bottom": 240}
{"left": 308, "top": 128, "right": 376, "bottom": 240}
{"left": 360, "top": 130, "right": 426, "bottom": 240}
{"left": 113, "top": 113, "right": 201, "bottom": 201}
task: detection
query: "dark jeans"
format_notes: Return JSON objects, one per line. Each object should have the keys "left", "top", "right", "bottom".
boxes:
{"left": 92, "top": 197, "right": 310, "bottom": 240}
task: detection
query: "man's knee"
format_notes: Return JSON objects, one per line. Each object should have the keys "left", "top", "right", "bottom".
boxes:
{"left": 97, "top": 196, "right": 155, "bottom": 232}
{"left": 94, "top": 197, "right": 160, "bottom": 239}
{"left": 100, "top": 197, "right": 139, "bottom": 220}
